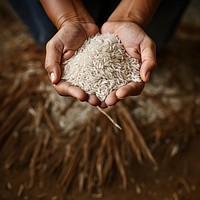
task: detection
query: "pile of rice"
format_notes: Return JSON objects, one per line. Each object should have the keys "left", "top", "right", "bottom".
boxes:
{"left": 62, "top": 33, "right": 142, "bottom": 101}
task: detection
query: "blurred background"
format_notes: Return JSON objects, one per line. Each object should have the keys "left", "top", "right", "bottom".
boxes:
{"left": 0, "top": 0, "right": 200, "bottom": 199}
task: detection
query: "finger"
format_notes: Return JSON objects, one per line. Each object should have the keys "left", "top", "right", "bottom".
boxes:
{"left": 125, "top": 47, "right": 141, "bottom": 60}
{"left": 116, "top": 82, "right": 145, "bottom": 99}
{"left": 105, "top": 90, "right": 119, "bottom": 106}
{"left": 61, "top": 50, "right": 75, "bottom": 74}
{"left": 101, "top": 22, "right": 115, "bottom": 34}
{"left": 61, "top": 50, "right": 75, "bottom": 63}
{"left": 45, "top": 38, "right": 63, "bottom": 84}
{"left": 87, "top": 94, "right": 101, "bottom": 106}
{"left": 53, "top": 80, "right": 88, "bottom": 101}
{"left": 99, "top": 101, "right": 108, "bottom": 108}
{"left": 140, "top": 36, "right": 157, "bottom": 82}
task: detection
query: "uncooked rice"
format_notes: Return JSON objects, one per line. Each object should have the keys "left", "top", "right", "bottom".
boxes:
{"left": 62, "top": 33, "right": 142, "bottom": 101}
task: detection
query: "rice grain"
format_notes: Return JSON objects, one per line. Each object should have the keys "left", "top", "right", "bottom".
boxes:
{"left": 62, "top": 33, "right": 142, "bottom": 101}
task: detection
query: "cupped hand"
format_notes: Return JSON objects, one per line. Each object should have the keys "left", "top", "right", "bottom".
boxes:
{"left": 44, "top": 22, "right": 102, "bottom": 106}
{"left": 101, "top": 21, "right": 157, "bottom": 106}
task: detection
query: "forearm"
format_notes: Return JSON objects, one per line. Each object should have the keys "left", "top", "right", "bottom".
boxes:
{"left": 108, "top": 0, "right": 160, "bottom": 27}
{"left": 40, "top": 0, "right": 94, "bottom": 29}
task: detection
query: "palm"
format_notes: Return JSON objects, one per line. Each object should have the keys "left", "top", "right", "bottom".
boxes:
{"left": 56, "top": 22, "right": 98, "bottom": 56}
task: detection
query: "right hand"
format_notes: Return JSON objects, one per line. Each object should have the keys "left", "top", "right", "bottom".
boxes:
{"left": 44, "top": 22, "right": 102, "bottom": 106}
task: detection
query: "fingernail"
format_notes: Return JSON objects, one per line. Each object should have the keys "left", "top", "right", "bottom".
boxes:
{"left": 50, "top": 72, "right": 55, "bottom": 82}
{"left": 145, "top": 71, "right": 150, "bottom": 82}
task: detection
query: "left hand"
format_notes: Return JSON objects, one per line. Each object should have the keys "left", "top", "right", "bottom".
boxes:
{"left": 44, "top": 21, "right": 101, "bottom": 106}
{"left": 101, "top": 21, "right": 157, "bottom": 106}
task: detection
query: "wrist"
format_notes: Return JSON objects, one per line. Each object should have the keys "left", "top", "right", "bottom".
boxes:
{"left": 57, "top": 10, "right": 93, "bottom": 30}
{"left": 108, "top": 0, "right": 160, "bottom": 27}
{"left": 40, "top": 0, "right": 95, "bottom": 29}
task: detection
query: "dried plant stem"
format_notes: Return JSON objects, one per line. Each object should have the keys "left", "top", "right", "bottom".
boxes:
{"left": 110, "top": 127, "right": 127, "bottom": 190}
{"left": 96, "top": 131, "right": 108, "bottom": 187}
{"left": 29, "top": 137, "right": 43, "bottom": 188}
{"left": 97, "top": 106, "right": 122, "bottom": 130}
{"left": 42, "top": 106, "right": 57, "bottom": 134}
{"left": 117, "top": 102, "right": 156, "bottom": 165}
{"left": 78, "top": 127, "right": 91, "bottom": 191}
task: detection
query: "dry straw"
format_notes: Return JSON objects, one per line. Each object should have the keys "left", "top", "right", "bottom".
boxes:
{"left": 62, "top": 33, "right": 142, "bottom": 101}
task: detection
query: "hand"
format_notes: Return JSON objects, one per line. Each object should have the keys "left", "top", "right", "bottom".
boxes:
{"left": 44, "top": 22, "right": 102, "bottom": 105}
{"left": 101, "top": 21, "right": 157, "bottom": 106}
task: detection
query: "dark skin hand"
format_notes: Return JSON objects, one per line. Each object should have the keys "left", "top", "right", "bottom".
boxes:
{"left": 45, "top": 21, "right": 156, "bottom": 108}
{"left": 101, "top": 21, "right": 156, "bottom": 106}
{"left": 45, "top": 21, "right": 104, "bottom": 106}
{"left": 41, "top": 0, "right": 158, "bottom": 108}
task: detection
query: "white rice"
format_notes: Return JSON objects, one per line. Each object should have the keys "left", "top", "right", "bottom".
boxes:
{"left": 62, "top": 33, "right": 142, "bottom": 101}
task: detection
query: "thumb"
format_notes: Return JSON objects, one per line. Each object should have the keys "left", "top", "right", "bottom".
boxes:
{"left": 101, "top": 22, "right": 116, "bottom": 34}
{"left": 45, "top": 38, "right": 63, "bottom": 84}
{"left": 140, "top": 37, "right": 157, "bottom": 82}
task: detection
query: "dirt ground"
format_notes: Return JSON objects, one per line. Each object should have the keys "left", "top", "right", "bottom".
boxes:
{"left": 0, "top": 0, "right": 200, "bottom": 200}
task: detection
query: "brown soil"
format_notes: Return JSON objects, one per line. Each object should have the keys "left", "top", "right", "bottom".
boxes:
{"left": 0, "top": 0, "right": 200, "bottom": 200}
